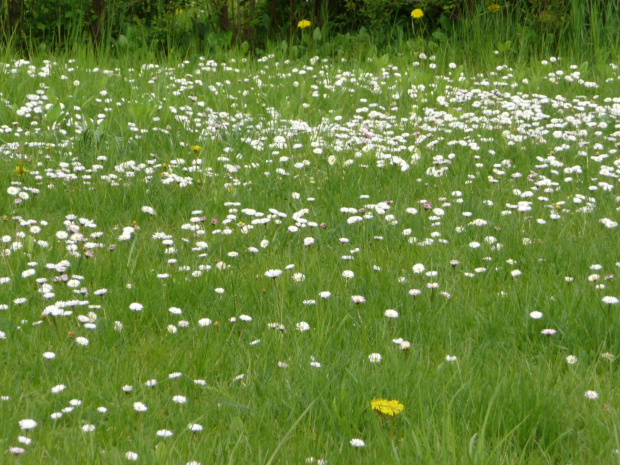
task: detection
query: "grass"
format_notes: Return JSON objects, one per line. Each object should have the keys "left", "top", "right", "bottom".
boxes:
{"left": 0, "top": 43, "right": 619, "bottom": 464}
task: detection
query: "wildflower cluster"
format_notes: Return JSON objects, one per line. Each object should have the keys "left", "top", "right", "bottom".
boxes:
{"left": 0, "top": 51, "right": 618, "bottom": 461}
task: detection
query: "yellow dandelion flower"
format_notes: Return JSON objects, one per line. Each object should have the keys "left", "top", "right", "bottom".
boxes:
{"left": 371, "top": 398, "right": 404, "bottom": 417}
{"left": 191, "top": 145, "right": 201, "bottom": 152}
{"left": 488, "top": 4, "right": 500, "bottom": 13}
{"left": 298, "top": 19, "right": 311, "bottom": 29}
{"left": 411, "top": 9, "right": 424, "bottom": 19}
{"left": 14, "top": 163, "right": 28, "bottom": 177}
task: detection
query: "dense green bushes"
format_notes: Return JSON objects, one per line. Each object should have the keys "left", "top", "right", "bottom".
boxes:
{"left": 1, "top": 0, "right": 619, "bottom": 62}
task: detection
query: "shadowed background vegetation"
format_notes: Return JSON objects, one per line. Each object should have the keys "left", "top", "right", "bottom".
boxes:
{"left": 1, "top": 0, "right": 619, "bottom": 63}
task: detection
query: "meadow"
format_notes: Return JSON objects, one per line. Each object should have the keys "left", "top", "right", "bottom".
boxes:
{"left": 0, "top": 46, "right": 619, "bottom": 464}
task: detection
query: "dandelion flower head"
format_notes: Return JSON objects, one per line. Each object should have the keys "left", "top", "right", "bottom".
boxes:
{"left": 371, "top": 398, "right": 404, "bottom": 417}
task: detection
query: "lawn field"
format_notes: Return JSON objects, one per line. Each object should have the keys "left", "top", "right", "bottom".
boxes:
{"left": 0, "top": 50, "right": 619, "bottom": 464}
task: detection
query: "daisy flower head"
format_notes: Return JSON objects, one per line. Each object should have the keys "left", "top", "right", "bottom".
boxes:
{"left": 292, "top": 273, "right": 306, "bottom": 282}
{"left": 351, "top": 295, "right": 365, "bottom": 304}
{"left": 188, "top": 423, "right": 203, "bottom": 432}
{"left": 412, "top": 263, "right": 425, "bottom": 274}
{"left": 566, "top": 355, "right": 578, "bottom": 365}
{"left": 133, "top": 402, "right": 147, "bottom": 412}
{"left": 51, "top": 384, "right": 66, "bottom": 394}
{"left": 541, "top": 329, "right": 556, "bottom": 336}
{"left": 350, "top": 438, "right": 365, "bottom": 448}
{"left": 585, "top": 390, "right": 598, "bottom": 400}
{"left": 265, "top": 269, "right": 282, "bottom": 279}
{"left": 368, "top": 353, "right": 382, "bottom": 363}
{"left": 21, "top": 269, "right": 35, "bottom": 278}
{"left": 384, "top": 309, "right": 399, "bottom": 318}
{"left": 529, "top": 311, "right": 543, "bottom": 319}
{"left": 18, "top": 419, "right": 37, "bottom": 430}
{"left": 296, "top": 321, "right": 310, "bottom": 332}
{"left": 7, "top": 447, "right": 25, "bottom": 455}
{"left": 129, "top": 302, "right": 143, "bottom": 312}
{"left": 342, "top": 270, "right": 354, "bottom": 279}
{"left": 602, "top": 296, "right": 619, "bottom": 305}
